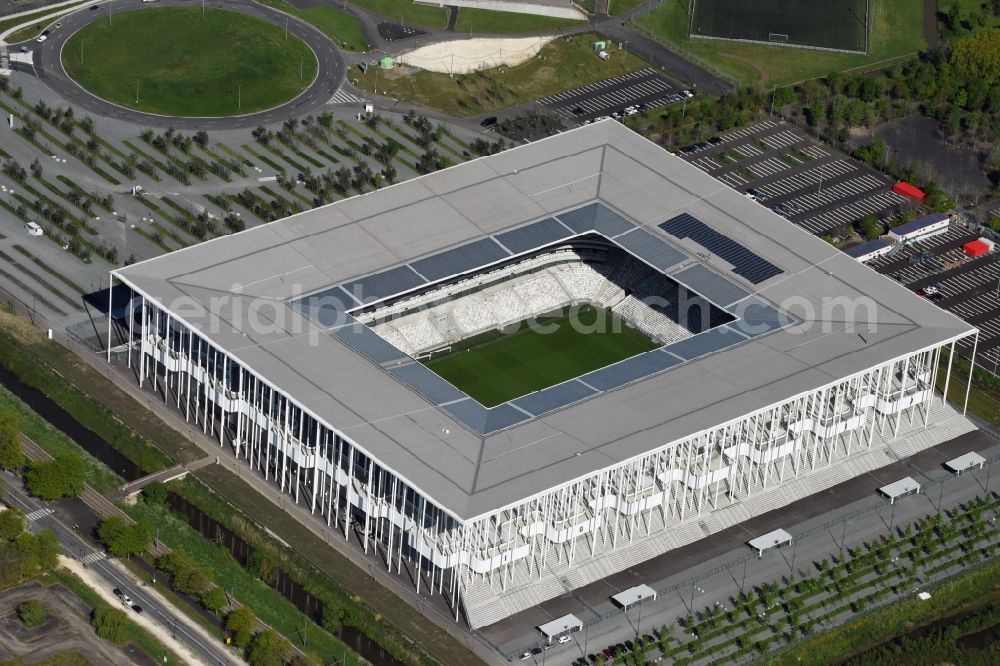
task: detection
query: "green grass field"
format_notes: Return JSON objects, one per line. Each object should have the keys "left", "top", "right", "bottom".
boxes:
{"left": 62, "top": 7, "right": 318, "bottom": 116}
{"left": 255, "top": 0, "right": 369, "bottom": 51}
{"left": 453, "top": 7, "right": 584, "bottom": 34}
{"left": 349, "top": 0, "right": 448, "bottom": 29}
{"left": 356, "top": 33, "right": 649, "bottom": 115}
{"left": 690, "top": 0, "right": 867, "bottom": 52}
{"left": 636, "top": 0, "right": 926, "bottom": 88}
{"left": 423, "top": 305, "right": 660, "bottom": 406}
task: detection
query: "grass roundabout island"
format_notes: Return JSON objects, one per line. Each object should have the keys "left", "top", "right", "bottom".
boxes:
{"left": 62, "top": 7, "right": 319, "bottom": 117}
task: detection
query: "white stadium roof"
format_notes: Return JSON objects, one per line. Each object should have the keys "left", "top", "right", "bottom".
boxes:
{"left": 114, "top": 121, "right": 973, "bottom": 521}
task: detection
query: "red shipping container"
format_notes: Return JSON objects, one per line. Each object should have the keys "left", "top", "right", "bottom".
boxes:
{"left": 893, "top": 181, "right": 926, "bottom": 202}
{"left": 963, "top": 240, "right": 989, "bottom": 257}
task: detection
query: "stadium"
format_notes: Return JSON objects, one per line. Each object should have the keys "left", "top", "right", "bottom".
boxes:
{"left": 689, "top": 0, "right": 870, "bottom": 54}
{"left": 107, "top": 121, "right": 978, "bottom": 630}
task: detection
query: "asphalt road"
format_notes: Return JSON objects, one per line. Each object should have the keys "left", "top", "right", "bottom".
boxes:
{"left": 18, "top": 0, "right": 346, "bottom": 129}
{"left": 483, "top": 428, "right": 1000, "bottom": 657}
{"left": 1, "top": 470, "right": 237, "bottom": 666}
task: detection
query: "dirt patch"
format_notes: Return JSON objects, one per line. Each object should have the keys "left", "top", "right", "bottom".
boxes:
{"left": 397, "top": 35, "right": 556, "bottom": 73}
{"left": 924, "top": 0, "right": 941, "bottom": 48}
{"left": 875, "top": 115, "right": 990, "bottom": 196}
{"left": 0, "top": 310, "right": 45, "bottom": 345}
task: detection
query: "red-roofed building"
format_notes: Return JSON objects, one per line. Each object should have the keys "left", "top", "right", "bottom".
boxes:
{"left": 963, "top": 239, "right": 992, "bottom": 257}
{"left": 893, "top": 182, "right": 926, "bottom": 202}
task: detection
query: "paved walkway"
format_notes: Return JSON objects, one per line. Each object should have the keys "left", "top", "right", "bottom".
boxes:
{"left": 106, "top": 455, "right": 213, "bottom": 502}
{"left": 18, "top": 433, "right": 170, "bottom": 556}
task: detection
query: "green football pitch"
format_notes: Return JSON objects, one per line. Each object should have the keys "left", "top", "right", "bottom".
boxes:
{"left": 423, "top": 305, "right": 660, "bottom": 407}
{"left": 690, "top": 0, "right": 869, "bottom": 53}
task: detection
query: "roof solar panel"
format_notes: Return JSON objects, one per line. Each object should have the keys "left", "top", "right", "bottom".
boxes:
{"left": 442, "top": 399, "right": 488, "bottom": 433}
{"left": 666, "top": 327, "right": 744, "bottom": 361}
{"left": 659, "top": 213, "right": 783, "bottom": 284}
{"left": 495, "top": 217, "right": 574, "bottom": 255}
{"left": 343, "top": 265, "right": 426, "bottom": 304}
{"left": 511, "top": 380, "right": 597, "bottom": 416}
{"left": 334, "top": 320, "right": 410, "bottom": 363}
{"left": 556, "top": 202, "right": 634, "bottom": 236}
{"left": 485, "top": 404, "right": 532, "bottom": 432}
{"left": 292, "top": 287, "right": 354, "bottom": 328}
{"left": 389, "top": 363, "right": 466, "bottom": 404}
{"left": 615, "top": 228, "right": 687, "bottom": 271}
{"left": 581, "top": 350, "right": 682, "bottom": 391}
{"left": 410, "top": 238, "right": 511, "bottom": 282}
{"left": 733, "top": 297, "right": 796, "bottom": 336}
{"left": 673, "top": 263, "right": 751, "bottom": 307}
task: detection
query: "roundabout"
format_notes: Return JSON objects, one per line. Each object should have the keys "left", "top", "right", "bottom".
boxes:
{"left": 33, "top": 0, "right": 345, "bottom": 128}
{"left": 62, "top": 6, "right": 318, "bottom": 117}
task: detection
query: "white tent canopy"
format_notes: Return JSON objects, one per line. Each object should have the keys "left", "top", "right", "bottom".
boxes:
{"left": 748, "top": 528, "right": 792, "bottom": 556}
{"left": 538, "top": 614, "right": 583, "bottom": 640}
{"left": 611, "top": 584, "right": 657, "bottom": 610}
{"left": 879, "top": 477, "right": 921, "bottom": 504}
{"left": 945, "top": 452, "right": 986, "bottom": 475}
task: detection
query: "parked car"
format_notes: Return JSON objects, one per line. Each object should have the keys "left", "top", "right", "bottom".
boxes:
{"left": 557, "top": 634, "right": 572, "bottom": 644}
{"left": 479, "top": 116, "right": 497, "bottom": 128}
{"left": 518, "top": 651, "right": 531, "bottom": 661}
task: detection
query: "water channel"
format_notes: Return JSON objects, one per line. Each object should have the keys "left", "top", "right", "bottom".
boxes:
{"left": 0, "top": 363, "right": 402, "bottom": 665}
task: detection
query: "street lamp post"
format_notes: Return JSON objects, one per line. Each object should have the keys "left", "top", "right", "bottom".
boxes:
{"left": 636, "top": 599, "right": 644, "bottom": 641}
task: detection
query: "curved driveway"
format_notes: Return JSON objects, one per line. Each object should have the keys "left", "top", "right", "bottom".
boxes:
{"left": 29, "top": 0, "right": 345, "bottom": 129}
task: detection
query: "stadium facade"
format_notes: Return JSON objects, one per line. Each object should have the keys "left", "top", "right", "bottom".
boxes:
{"left": 108, "top": 122, "right": 978, "bottom": 630}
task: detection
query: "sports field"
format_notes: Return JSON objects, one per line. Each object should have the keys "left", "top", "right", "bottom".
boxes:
{"left": 423, "top": 305, "right": 660, "bottom": 407}
{"left": 637, "top": 0, "right": 925, "bottom": 87}
{"left": 62, "top": 7, "right": 318, "bottom": 116}
{"left": 690, "top": 0, "right": 868, "bottom": 52}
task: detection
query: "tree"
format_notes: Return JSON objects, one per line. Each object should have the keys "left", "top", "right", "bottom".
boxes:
{"left": 92, "top": 606, "right": 129, "bottom": 644}
{"left": 0, "top": 507, "right": 25, "bottom": 541}
{"left": 97, "top": 516, "right": 153, "bottom": 558}
{"left": 246, "top": 629, "right": 290, "bottom": 666}
{"left": 157, "top": 549, "right": 212, "bottom": 597}
{"left": 201, "top": 586, "right": 228, "bottom": 615}
{"left": 859, "top": 214, "right": 883, "bottom": 240}
{"left": 0, "top": 411, "right": 24, "bottom": 470}
{"left": 29, "top": 157, "right": 42, "bottom": 179}
{"left": 25, "top": 454, "right": 85, "bottom": 500}
{"left": 2, "top": 159, "right": 26, "bottom": 183}
{"left": 226, "top": 606, "right": 257, "bottom": 647}
{"left": 193, "top": 130, "right": 210, "bottom": 149}
{"left": 17, "top": 599, "right": 47, "bottom": 627}
{"left": 141, "top": 481, "right": 167, "bottom": 504}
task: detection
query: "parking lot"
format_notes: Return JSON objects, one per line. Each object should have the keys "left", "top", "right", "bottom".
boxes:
{"left": 867, "top": 227, "right": 1000, "bottom": 376}
{"left": 678, "top": 119, "right": 999, "bottom": 378}
{"left": 537, "top": 68, "right": 689, "bottom": 123}
{"left": 679, "top": 120, "right": 911, "bottom": 237}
